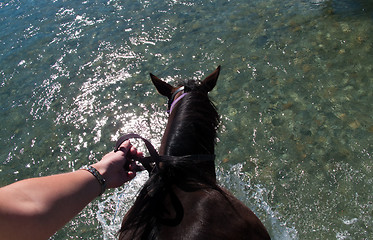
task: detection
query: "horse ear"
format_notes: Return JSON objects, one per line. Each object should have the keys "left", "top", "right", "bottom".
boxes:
{"left": 201, "top": 65, "right": 220, "bottom": 92}
{"left": 150, "top": 73, "right": 173, "bottom": 98}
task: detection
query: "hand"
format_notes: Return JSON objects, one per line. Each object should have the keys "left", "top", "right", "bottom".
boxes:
{"left": 92, "top": 140, "right": 143, "bottom": 189}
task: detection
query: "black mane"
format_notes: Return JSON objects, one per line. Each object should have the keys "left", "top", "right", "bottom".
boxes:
{"left": 163, "top": 79, "right": 219, "bottom": 156}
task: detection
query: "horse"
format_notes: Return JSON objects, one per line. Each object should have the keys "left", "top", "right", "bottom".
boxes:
{"left": 118, "top": 66, "right": 271, "bottom": 240}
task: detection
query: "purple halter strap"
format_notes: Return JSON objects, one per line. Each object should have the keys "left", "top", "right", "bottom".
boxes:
{"left": 167, "top": 86, "right": 188, "bottom": 114}
{"left": 169, "top": 92, "right": 188, "bottom": 114}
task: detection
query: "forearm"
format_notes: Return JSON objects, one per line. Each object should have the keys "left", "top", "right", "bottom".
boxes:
{"left": 0, "top": 140, "right": 140, "bottom": 240}
{"left": 0, "top": 170, "right": 100, "bottom": 240}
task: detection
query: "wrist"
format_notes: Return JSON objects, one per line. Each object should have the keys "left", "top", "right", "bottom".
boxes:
{"left": 80, "top": 165, "right": 106, "bottom": 196}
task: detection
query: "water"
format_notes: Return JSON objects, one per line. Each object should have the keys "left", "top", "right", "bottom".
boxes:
{"left": 1, "top": 0, "right": 372, "bottom": 239}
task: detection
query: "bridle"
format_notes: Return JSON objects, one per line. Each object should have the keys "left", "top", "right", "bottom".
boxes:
{"left": 114, "top": 85, "right": 215, "bottom": 175}
{"left": 167, "top": 86, "right": 188, "bottom": 114}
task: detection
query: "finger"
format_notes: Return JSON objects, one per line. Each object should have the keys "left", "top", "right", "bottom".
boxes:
{"left": 129, "top": 161, "right": 145, "bottom": 172}
{"left": 126, "top": 171, "right": 136, "bottom": 180}
{"left": 124, "top": 160, "right": 138, "bottom": 171}
{"left": 127, "top": 146, "right": 143, "bottom": 160}
{"left": 118, "top": 140, "right": 131, "bottom": 153}
{"left": 130, "top": 147, "right": 143, "bottom": 159}
{"left": 124, "top": 159, "right": 137, "bottom": 170}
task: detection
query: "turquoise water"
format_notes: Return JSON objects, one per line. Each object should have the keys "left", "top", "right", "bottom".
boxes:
{"left": 1, "top": 0, "right": 372, "bottom": 239}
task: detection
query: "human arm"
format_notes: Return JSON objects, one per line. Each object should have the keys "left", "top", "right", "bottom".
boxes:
{"left": 0, "top": 140, "right": 141, "bottom": 240}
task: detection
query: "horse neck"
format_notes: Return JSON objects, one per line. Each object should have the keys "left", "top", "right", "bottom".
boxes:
{"left": 159, "top": 92, "right": 218, "bottom": 176}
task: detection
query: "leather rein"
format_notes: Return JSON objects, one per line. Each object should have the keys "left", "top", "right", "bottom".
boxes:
{"left": 114, "top": 133, "right": 215, "bottom": 176}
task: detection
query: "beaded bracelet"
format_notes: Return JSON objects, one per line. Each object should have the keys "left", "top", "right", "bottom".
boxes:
{"left": 80, "top": 165, "right": 106, "bottom": 196}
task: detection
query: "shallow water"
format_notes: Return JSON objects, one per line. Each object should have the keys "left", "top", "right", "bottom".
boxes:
{"left": 1, "top": 0, "right": 372, "bottom": 239}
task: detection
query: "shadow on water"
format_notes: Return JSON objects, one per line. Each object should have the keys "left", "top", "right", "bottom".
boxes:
{"left": 319, "top": 0, "right": 373, "bottom": 17}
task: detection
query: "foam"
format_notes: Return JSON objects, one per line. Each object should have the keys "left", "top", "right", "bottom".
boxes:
{"left": 97, "top": 171, "right": 149, "bottom": 240}
{"left": 97, "top": 164, "right": 298, "bottom": 239}
{"left": 217, "top": 163, "right": 298, "bottom": 240}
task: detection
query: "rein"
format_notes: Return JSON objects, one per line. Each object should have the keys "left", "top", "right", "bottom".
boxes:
{"left": 114, "top": 133, "right": 215, "bottom": 175}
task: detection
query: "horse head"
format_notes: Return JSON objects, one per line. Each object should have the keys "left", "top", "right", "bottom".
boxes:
{"left": 150, "top": 66, "right": 221, "bottom": 158}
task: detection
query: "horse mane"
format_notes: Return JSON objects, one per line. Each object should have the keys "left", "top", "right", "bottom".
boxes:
{"left": 164, "top": 79, "right": 219, "bottom": 156}
{"left": 118, "top": 79, "right": 220, "bottom": 240}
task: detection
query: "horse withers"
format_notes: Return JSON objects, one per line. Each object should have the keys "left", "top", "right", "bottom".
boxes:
{"left": 119, "top": 66, "right": 270, "bottom": 240}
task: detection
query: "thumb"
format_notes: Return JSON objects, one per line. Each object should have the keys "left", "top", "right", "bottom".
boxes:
{"left": 117, "top": 140, "right": 133, "bottom": 171}
{"left": 118, "top": 140, "right": 131, "bottom": 155}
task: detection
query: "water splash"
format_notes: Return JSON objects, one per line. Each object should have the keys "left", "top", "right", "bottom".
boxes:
{"left": 97, "top": 171, "right": 149, "bottom": 240}
{"left": 217, "top": 163, "right": 298, "bottom": 240}
{"left": 97, "top": 163, "right": 298, "bottom": 239}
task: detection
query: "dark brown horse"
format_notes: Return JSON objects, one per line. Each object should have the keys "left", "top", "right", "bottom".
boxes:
{"left": 118, "top": 66, "right": 270, "bottom": 240}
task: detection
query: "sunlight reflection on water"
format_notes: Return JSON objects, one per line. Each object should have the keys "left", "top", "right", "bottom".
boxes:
{"left": 1, "top": 0, "right": 372, "bottom": 239}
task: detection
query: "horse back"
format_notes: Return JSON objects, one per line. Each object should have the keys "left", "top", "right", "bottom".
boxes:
{"left": 159, "top": 186, "right": 271, "bottom": 240}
